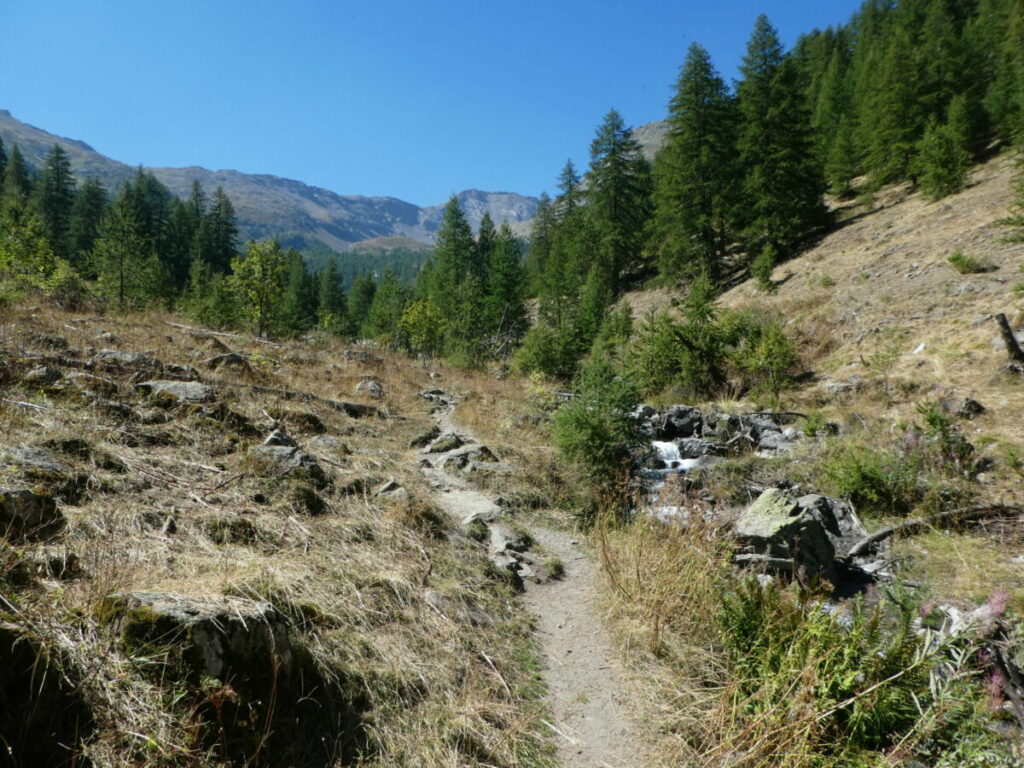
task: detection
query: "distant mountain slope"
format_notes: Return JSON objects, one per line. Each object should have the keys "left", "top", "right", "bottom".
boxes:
{"left": 0, "top": 109, "right": 538, "bottom": 250}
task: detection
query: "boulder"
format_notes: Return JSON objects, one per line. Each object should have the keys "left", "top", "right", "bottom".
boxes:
{"left": 657, "top": 405, "right": 703, "bottom": 440}
{"left": 95, "top": 349, "right": 160, "bottom": 369}
{"left": 674, "top": 437, "right": 727, "bottom": 459}
{"left": 489, "top": 523, "right": 530, "bottom": 555}
{"left": 205, "top": 352, "right": 251, "bottom": 371}
{"left": 139, "top": 380, "right": 216, "bottom": 404}
{"left": 409, "top": 425, "right": 441, "bottom": 448}
{"left": 0, "top": 489, "right": 64, "bottom": 541}
{"left": 22, "top": 365, "right": 63, "bottom": 386}
{"left": 81, "top": 392, "right": 139, "bottom": 421}
{"left": 95, "top": 331, "right": 119, "bottom": 344}
{"left": 263, "top": 429, "right": 297, "bottom": 448}
{"left": 956, "top": 397, "right": 986, "bottom": 420}
{"left": 426, "top": 433, "right": 466, "bottom": 453}
{"left": 441, "top": 445, "right": 499, "bottom": 472}
{"left": 1, "top": 445, "right": 86, "bottom": 503}
{"left": 99, "top": 592, "right": 293, "bottom": 684}
{"left": 796, "top": 494, "right": 869, "bottom": 560}
{"left": 354, "top": 379, "right": 384, "bottom": 398}
{"left": 733, "top": 488, "right": 836, "bottom": 578}
{"left": 249, "top": 445, "right": 329, "bottom": 488}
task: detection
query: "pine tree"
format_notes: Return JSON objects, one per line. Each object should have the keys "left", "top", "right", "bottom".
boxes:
{"left": 165, "top": 198, "right": 197, "bottom": 292}
{"left": 485, "top": 221, "right": 528, "bottom": 355}
{"left": 0, "top": 139, "right": 6, "bottom": 185}
{"left": 348, "top": 273, "right": 377, "bottom": 334}
{"left": 586, "top": 109, "right": 652, "bottom": 290}
{"left": 1, "top": 145, "right": 32, "bottom": 222}
{"left": 736, "top": 15, "right": 827, "bottom": 254}
{"left": 555, "top": 159, "right": 582, "bottom": 219}
{"left": 317, "top": 257, "right": 350, "bottom": 334}
{"left": 651, "top": 42, "right": 739, "bottom": 281}
{"left": 429, "top": 196, "right": 474, "bottom": 315}
{"left": 276, "top": 250, "right": 318, "bottom": 336}
{"left": 473, "top": 210, "right": 497, "bottom": 284}
{"left": 363, "top": 268, "right": 407, "bottom": 346}
{"left": 93, "top": 195, "right": 166, "bottom": 309}
{"left": 916, "top": 120, "right": 970, "bottom": 200}
{"left": 68, "top": 177, "right": 107, "bottom": 271}
{"left": 33, "top": 145, "right": 76, "bottom": 260}
{"left": 525, "top": 193, "right": 556, "bottom": 298}
{"left": 204, "top": 186, "right": 239, "bottom": 273}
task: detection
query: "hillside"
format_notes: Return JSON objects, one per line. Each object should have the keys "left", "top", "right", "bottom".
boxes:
{"left": 0, "top": 109, "right": 538, "bottom": 251}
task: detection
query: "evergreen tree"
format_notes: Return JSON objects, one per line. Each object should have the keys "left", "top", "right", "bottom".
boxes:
{"left": 737, "top": 15, "right": 827, "bottom": 254}
{"left": 651, "top": 42, "right": 739, "bottom": 281}
{"left": 33, "top": 145, "right": 76, "bottom": 260}
{"left": 555, "top": 159, "right": 582, "bottom": 218}
{"left": 916, "top": 120, "right": 970, "bottom": 200}
{"left": 165, "top": 198, "right": 197, "bottom": 292}
{"left": 348, "top": 273, "right": 377, "bottom": 334}
{"left": 525, "top": 193, "right": 556, "bottom": 297}
{"left": 430, "top": 196, "right": 475, "bottom": 316}
{"left": 317, "top": 256, "right": 350, "bottom": 334}
{"left": 0, "top": 138, "right": 6, "bottom": 185}
{"left": 276, "top": 250, "right": 318, "bottom": 336}
{"left": 203, "top": 186, "right": 239, "bottom": 273}
{"left": 1, "top": 145, "right": 32, "bottom": 222}
{"left": 484, "top": 221, "right": 528, "bottom": 355}
{"left": 68, "top": 177, "right": 107, "bottom": 271}
{"left": 363, "top": 268, "right": 407, "bottom": 346}
{"left": 586, "top": 108, "right": 652, "bottom": 290}
{"left": 473, "top": 210, "right": 497, "bottom": 284}
{"left": 93, "top": 195, "right": 167, "bottom": 309}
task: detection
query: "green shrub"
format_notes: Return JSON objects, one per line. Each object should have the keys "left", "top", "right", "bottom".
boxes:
{"left": 948, "top": 250, "right": 996, "bottom": 274}
{"left": 751, "top": 244, "right": 777, "bottom": 292}
{"left": 820, "top": 442, "right": 924, "bottom": 516}
{"left": 514, "top": 324, "right": 581, "bottom": 380}
{"left": 550, "top": 356, "right": 642, "bottom": 486}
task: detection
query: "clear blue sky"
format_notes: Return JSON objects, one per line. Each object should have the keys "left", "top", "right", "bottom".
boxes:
{"left": 1, "top": 0, "right": 863, "bottom": 206}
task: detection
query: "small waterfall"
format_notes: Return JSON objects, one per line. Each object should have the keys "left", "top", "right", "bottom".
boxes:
{"left": 650, "top": 441, "right": 703, "bottom": 474}
{"left": 643, "top": 440, "right": 707, "bottom": 523}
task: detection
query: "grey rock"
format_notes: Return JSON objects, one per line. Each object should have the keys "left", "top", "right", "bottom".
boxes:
{"left": 373, "top": 479, "right": 404, "bottom": 497}
{"left": 956, "top": 397, "right": 986, "bottom": 420}
{"left": 0, "top": 489, "right": 64, "bottom": 542}
{"left": 23, "top": 365, "right": 63, "bottom": 385}
{"left": 733, "top": 489, "right": 836, "bottom": 578}
{"left": 488, "top": 553, "right": 525, "bottom": 592}
{"left": 343, "top": 347, "right": 383, "bottom": 364}
{"left": 1, "top": 445, "right": 83, "bottom": 503}
{"left": 83, "top": 392, "right": 138, "bottom": 421}
{"left": 409, "top": 425, "right": 441, "bottom": 448}
{"left": 657, "top": 405, "right": 703, "bottom": 440}
{"left": 205, "top": 352, "right": 250, "bottom": 371}
{"left": 674, "top": 438, "right": 727, "bottom": 459}
{"left": 100, "top": 592, "right": 293, "bottom": 682}
{"left": 426, "top": 433, "right": 466, "bottom": 453}
{"left": 489, "top": 523, "right": 530, "bottom": 555}
{"left": 354, "top": 378, "right": 384, "bottom": 398}
{"left": 95, "top": 349, "right": 160, "bottom": 369}
{"left": 249, "top": 445, "right": 328, "bottom": 488}
{"left": 796, "top": 494, "right": 868, "bottom": 559}
{"left": 138, "top": 380, "right": 216, "bottom": 404}
{"left": 27, "top": 333, "right": 68, "bottom": 350}
{"left": 441, "top": 445, "right": 499, "bottom": 472}
{"left": 418, "top": 388, "right": 452, "bottom": 404}
{"left": 95, "top": 331, "right": 119, "bottom": 343}
{"left": 263, "top": 429, "right": 297, "bottom": 448}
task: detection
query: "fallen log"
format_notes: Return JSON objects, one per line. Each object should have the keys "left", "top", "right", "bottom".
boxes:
{"left": 846, "top": 504, "right": 1024, "bottom": 559}
{"left": 995, "top": 313, "right": 1024, "bottom": 363}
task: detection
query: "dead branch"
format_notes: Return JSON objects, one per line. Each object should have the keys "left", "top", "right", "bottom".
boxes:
{"left": 846, "top": 504, "right": 1024, "bottom": 559}
{"left": 995, "top": 313, "right": 1024, "bottom": 363}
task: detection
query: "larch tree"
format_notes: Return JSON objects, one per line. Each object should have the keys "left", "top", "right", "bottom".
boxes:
{"left": 230, "top": 239, "right": 288, "bottom": 337}
{"left": 736, "top": 15, "right": 827, "bottom": 255}
{"left": 651, "top": 42, "right": 739, "bottom": 281}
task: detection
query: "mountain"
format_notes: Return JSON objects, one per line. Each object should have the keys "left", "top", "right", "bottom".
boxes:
{"left": 0, "top": 109, "right": 538, "bottom": 251}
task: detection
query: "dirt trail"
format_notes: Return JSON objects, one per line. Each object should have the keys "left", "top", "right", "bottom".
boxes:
{"left": 418, "top": 395, "right": 643, "bottom": 768}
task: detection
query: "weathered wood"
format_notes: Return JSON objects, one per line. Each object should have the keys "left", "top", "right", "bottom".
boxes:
{"left": 995, "top": 313, "right": 1024, "bottom": 363}
{"left": 846, "top": 504, "right": 1024, "bottom": 559}
{"left": 731, "top": 553, "right": 796, "bottom": 571}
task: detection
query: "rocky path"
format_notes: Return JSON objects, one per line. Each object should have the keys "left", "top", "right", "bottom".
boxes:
{"left": 416, "top": 391, "right": 643, "bottom": 768}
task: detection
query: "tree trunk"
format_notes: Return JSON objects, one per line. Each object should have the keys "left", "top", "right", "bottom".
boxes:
{"left": 996, "top": 313, "right": 1024, "bottom": 363}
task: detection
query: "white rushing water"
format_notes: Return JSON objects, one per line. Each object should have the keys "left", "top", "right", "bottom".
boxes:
{"left": 650, "top": 441, "right": 703, "bottom": 473}
{"left": 643, "top": 440, "right": 711, "bottom": 523}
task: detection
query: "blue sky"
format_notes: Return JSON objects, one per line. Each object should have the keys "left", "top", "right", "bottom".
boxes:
{"left": 2, "top": 0, "right": 863, "bottom": 206}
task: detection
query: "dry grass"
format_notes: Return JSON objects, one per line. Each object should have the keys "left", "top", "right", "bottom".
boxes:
{"left": 0, "top": 302, "right": 556, "bottom": 767}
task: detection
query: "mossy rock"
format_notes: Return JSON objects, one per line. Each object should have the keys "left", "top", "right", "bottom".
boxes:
{"left": 0, "top": 488, "right": 65, "bottom": 542}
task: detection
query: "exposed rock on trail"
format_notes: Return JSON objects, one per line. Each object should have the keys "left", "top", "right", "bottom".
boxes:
{"left": 418, "top": 389, "right": 644, "bottom": 767}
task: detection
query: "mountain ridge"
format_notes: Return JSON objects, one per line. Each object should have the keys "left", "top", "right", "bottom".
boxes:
{"left": 0, "top": 109, "right": 540, "bottom": 251}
